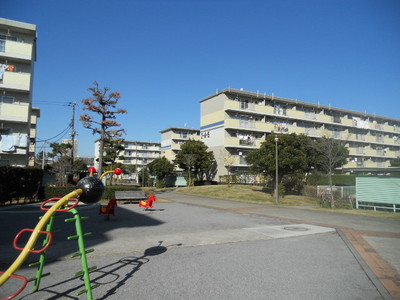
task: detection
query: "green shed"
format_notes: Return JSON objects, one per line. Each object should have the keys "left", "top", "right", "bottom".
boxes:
{"left": 356, "top": 176, "right": 400, "bottom": 212}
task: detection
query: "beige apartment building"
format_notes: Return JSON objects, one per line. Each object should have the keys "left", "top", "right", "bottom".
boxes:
{"left": 0, "top": 18, "right": 39, "bottom": 167}
{"left": 200, "top": 88, "right": 400, "bottom": 178}
{"left": 160, "top": 127, "right": 200, "bottom": 162}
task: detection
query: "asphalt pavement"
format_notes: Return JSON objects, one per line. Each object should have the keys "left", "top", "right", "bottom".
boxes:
{"left": 0, "top": 191, "right": 399, "bottom": 300}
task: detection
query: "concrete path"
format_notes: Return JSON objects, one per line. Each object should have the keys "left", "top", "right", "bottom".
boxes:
{"left": 158, "top": 192, "right": 400, "bottom": 299}
{"left": 0, "top": 192, "right": 398, "bottom": 299}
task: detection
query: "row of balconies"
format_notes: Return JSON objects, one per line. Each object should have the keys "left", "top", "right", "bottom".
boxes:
{"left": 123, "top": 153, "right": 160, "bottom": 159}
{"left": 223, "top": 119, "right": 400, "bottom": 146}
{"left": 225, "top": 100, "right": 400, "bottom": 134}
{"left": 224, "top": 154, "right": 392, "bottom": 169}
{"left": 224, "top": 135, "right": 400, "bottom": 158}
{"left": 348, "top": 148, "right": 400, "bottom": 158}
{"left": 123, "top": 145, "right": 160, "bottom": 151}
{"left": 121, "top": 158, "right": 153, "bottom": 165}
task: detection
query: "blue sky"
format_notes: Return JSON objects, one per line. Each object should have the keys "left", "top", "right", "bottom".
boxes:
{"left": 3, "top": 0, "right": 400, "bottom": 157}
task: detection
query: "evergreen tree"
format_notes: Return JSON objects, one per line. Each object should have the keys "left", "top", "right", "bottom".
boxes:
{"left": 80, "top": 81, "right": 127, "bottom": 175}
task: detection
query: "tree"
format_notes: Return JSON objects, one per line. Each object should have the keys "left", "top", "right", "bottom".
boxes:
{"left": 138, "top": 166, "right": 150, "bottom": 187}
{"left": 47, "top": 142, "right": 73, "bottom": 186}
{"left": 390, "top": 157, "right": 400, "bottom": 167}
{"left": 148, "top": 157, "right": 174, "bottom": 187}
{"left": 174, "top": 140, "right": 215, "bottom": 184}
{"left": 312, "top": 136, "right": 349, "bottom": 208}
{"left": 246, "top": 134, "right": 315, "bottom": 194}
{"left": 35, "top": 150, "right": 50, "bottom": 168}
{"left": 80, "top": 81, "right": 127, "bottom": 175}
{"left": 72, "top": 159, "right": 88, "bottom": 174}
{"left": 103, "top": 137, "right": 125, "bottom": 166}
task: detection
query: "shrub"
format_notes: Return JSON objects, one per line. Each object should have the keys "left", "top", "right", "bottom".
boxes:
{"left": 307, "top": 173, "right": 356, "bottom": 186}
{"left": 41, "top": 185, "right": 143, "bottom": 202}
{"left": 0, "top": 166, "right": 43, "bottom": 205}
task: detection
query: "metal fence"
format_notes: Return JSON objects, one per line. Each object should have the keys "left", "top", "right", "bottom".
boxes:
{"left": 317, "top": 185, "right": 356, "bottom": 199}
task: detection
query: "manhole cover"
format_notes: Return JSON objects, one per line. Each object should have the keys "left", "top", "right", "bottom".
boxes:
{"left": 283, "top": 226, "right": 309, "bottom": 232}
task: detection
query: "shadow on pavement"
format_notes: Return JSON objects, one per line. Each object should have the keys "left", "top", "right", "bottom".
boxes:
{"left": 0, "top": 204, "right": 164, "bottom": 266}
{"left": 19, "top": 241, "right": 181, "bottom": 300}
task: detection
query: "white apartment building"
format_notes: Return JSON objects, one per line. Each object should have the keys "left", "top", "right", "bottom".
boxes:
{"left": 0, "top": 18, "right": 39, "bottom": 167}
{"left": 118, "top": 140, "right": 161, "bottom": 182}
{"left": 94, "top": 140, "right": 161, "bottom": 181}
{"left": 119, "top": 140, "right": 161, "bottom": 169}
{"left": 62, "top": 138, "right": 78, "bottom": 159}
{"left": 200, "top": 88, "right": 400, "bottom": 178}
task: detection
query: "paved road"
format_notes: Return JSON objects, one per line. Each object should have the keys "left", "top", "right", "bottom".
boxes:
{"left": 0, "top": 192, "right": 399, "bottom": 299}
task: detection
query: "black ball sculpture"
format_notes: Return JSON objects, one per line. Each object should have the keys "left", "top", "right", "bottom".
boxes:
{"left": 76, "top": 176, "right": 105, "bottom": 204}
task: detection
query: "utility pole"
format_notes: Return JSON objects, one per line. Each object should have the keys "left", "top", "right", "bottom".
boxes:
{"left": 68, "top": 102, "right": 77, "bottom": 168}
{"left": 274, "top": 135, "right": 279, "bottom": 204}
{"left": 42, "top": 141, "right": 46, "bottom": 170}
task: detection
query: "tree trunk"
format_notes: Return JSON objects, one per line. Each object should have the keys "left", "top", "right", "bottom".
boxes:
{"left": 328, "top": 171, "right": 334, "bottom": 208}
{"left": 98, "top": 126, "right": 105, "bottom": 176}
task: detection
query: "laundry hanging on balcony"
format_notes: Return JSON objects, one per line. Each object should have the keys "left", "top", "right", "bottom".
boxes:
{"left": 0, "top": 64, "right": 16, "bottom": 80}
{"left": 1, "top": 134, "right": 16, "bottom": 152}
{"left": 13, "top": 135, "right": 28, "bottom": 148}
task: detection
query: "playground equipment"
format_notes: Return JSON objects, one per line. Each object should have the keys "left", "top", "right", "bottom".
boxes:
{"left": 0, "top": 167, "right": 123, "bottom": 300}
{"left": 99, "top": 198, "right": 118, "bottom": 220}
{"left": 139, "top": 195, "right": 157, "bottom": 210}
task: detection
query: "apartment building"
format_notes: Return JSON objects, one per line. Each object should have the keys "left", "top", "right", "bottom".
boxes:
{"left": 94, "top": 140, "right": 161, "bottom": 181}
{"left": 61, "top": 138, "right": 78, "bottom": 159}
{"left": 119, "top": 140, "right": 161, "bottom": 168}
{"left": 0, "top": 18, "right": 39, "bottom": 167}
{"left": 200, "top": 88, "right": 400, "bottom": 178}
{"left": 160, "top": 127, "right": 200, "bottom": 162}
{"left": 29, "top": 107, "right": 40, "bottom": 166}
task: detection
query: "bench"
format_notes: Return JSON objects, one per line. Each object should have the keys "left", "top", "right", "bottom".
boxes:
{"left": 115, "top": 190, "right": 146, "bottom": 203}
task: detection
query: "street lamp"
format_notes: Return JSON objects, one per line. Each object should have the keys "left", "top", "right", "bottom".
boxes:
{"left": 274, "top": 135, "right": 279, "bottom": 204}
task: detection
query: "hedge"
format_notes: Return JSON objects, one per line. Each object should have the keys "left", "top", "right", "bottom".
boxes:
{"left": 0, "top": 166, "right": 43, "bottom": 205}
{"left": 41, "top": 185, "right": 142, "bottom": 202}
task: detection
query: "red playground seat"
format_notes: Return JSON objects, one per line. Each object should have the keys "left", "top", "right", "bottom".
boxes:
{"left": 139, "top": 195, "right": 156, "bottom": 210}
{"left": 99, "top": 199, "right": 118, "bottom": 218}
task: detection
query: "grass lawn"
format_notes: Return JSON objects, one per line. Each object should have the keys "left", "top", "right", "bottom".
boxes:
{"left": 169, "top": 184, "right": 400, "bottom": 220}
{"left": 172, "top": 184, "right": 318, "bottom": 206}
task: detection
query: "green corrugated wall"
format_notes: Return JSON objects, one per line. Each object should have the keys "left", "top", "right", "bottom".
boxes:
{"left": 356, "top": 177, "right": 400, "bottom": 204}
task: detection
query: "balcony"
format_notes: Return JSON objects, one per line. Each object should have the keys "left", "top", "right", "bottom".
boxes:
{"left": 224, "top": 100, "right": 274, "bottom": 115}
{"left": 224, "top": 155, "right": 248, "bottom": 166}
{"left": 225, "top": 137, "right": 259, "bottom": 149}
{"left": 0, "top": 103, "right": 29, "bottom": 122}
{"left": 0, "top": 71, "right": 31, "bottom": 91}
{"left": 0, "top": 134, "right": 29, "bottom": 155}
{"left": 1, "top": 40, "right": 33, "bottom": 61}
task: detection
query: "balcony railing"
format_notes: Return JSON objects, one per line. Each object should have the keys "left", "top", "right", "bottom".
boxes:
{"left": 0, "top": 71, "right": 31, "bottom": 91}
{"left": 2, "top": 39, "right": 33, "bottom": 59}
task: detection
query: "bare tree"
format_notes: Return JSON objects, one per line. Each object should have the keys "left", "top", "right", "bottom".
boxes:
{"left": 312, "top": 136, "right": 349, "bottom": 208}
{"left": 80, "top": 82, "right": 127, "bottom": 175}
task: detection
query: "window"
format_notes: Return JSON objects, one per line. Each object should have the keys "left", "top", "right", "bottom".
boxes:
{"left": 274, "top": 104, "right": 287, "bottom": 116}
{"left": 240, "top": 99, "right": 249, "bottom": 109}
{"left": 0, "top": 96, "right": 15, "bottom": 104}
{"left": 0, "top": 127, "right": 11, "bottom": 135}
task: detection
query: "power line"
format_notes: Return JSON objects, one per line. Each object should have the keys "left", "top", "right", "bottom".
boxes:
{"left": 36, "top": 123, "right": 72, "bottom": 143}
{"left": 33, "top": 101, "right": 80, "bottom": 107}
